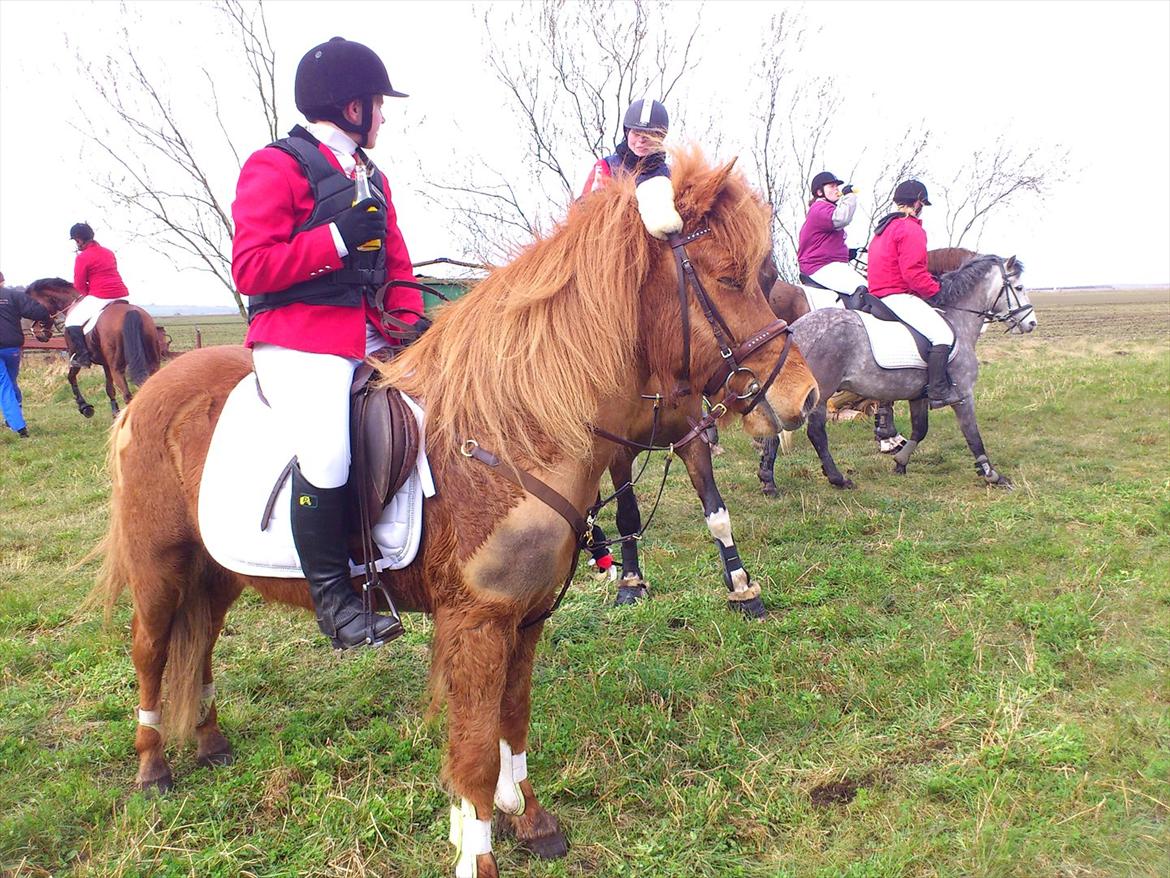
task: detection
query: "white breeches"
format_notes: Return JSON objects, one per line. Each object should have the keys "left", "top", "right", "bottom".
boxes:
{"left": 250, "top": 321, "right": 390, "bottom": 488}
{"left": 64, "top": 295, "right": 123, "bottom": 328}
{"left": 878, "top": 293, "right": 955, "bottom": 346}
{"left": 251, "top": 344, "right": 361, "bottom": 488}
{"left": 809, "top": 262, "right": 867, "bottom": 295}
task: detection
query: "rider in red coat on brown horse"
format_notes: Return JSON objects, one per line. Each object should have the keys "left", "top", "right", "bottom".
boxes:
{"left": 230, "top": 37, "right": 423, "bottom": 651}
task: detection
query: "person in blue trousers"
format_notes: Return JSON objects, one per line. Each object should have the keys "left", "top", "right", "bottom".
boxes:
{"left": 0, "top": 271, "right": 53, "bottom": 437}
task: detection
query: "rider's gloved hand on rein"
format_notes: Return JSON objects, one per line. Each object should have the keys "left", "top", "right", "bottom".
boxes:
{"left": 335, "top": 198, "right": 386, "bottom": 251}
{"left": 635, "top": 176, "right": 684, "bottom": 240}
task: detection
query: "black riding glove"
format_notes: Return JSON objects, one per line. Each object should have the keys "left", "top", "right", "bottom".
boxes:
{"left": 334, "top": 198, "right": 386, "bottom": 251}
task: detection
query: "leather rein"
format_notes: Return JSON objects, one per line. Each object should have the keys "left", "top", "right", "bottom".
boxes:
{"left": 460, "top": 225, "right": 795, "bottom": 628}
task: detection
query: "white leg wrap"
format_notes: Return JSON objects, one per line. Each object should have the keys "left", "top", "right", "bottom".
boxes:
{"left": 137, "top": 708, "right": 162, "bottom": 734}
{"left": 197, "top": 683, "right": 216, "bottom": 726}
{"left": 493, "top": 740, "right": 527, "bottom": 815}
{"left": 449, "top": 797, "right": 492, "bottom": 878}
{"left": 705, "top": 508, "right": 733, "bottom": 548}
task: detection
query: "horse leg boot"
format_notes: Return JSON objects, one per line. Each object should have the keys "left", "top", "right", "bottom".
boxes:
{"left": 289, "top": 464, "right": 403, "bottom": 650}
{"left": 874, "top": 402, "right": 907, "bottom": 455}
{"left": 927, "top": 345, "right": 962, "bottom": 409}
{"left": 65, "top": 326, "right": 93, "bottom": 368}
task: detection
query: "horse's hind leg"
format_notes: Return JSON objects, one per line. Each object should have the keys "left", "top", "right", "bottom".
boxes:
{"left": 435, "top": 604, "right": 511, "bottom": 878}
{"left": 952, "top": 394, "right": 1012, "bottom": 488}
{"left": 680, "top": 442, "right": 765, "bottom": 618}
{"left": 129, "top": 567, "right": 183, "bottom": 793}
{"left": 893, "top": 398, "right": 930, "bottom": 475}
{"left": 67, "top": 365, "right": 94, "bottom": 418}
{"left": 194, "top": 571, "right": 243, "bottom": 768}
{"left": 494, "top": 620, "right": 569, "bottom": 861}
{"left": 103, "top": 365, "right": 124, "bottom": 416}
{"left": 808, "top": 403, "right": 854, "bottom": 489}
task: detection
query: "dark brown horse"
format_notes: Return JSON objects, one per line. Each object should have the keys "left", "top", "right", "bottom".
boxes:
{"left": 99, "top": 152, "right": 818, "bottom": 877}
{"left": 25, "top": 278, "right": 161, "bottom": 418}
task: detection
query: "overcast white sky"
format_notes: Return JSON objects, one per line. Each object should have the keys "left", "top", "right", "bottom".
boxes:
{"left": 1, "top": 0, "right": 1168, "bottom": 308}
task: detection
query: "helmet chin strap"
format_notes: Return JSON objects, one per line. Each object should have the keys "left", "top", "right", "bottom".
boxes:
{"left": 329, "top": 96, "right": 374, "bottom": 148}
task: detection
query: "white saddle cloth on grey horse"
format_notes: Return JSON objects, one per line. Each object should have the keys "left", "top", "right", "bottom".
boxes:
{"left": 197, "top": 374, "right": 435, "bottom": 579}
{"left": 856, "top": 311, "right": 959, "bottom": 370}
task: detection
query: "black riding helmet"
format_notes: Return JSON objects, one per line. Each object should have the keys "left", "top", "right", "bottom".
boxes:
{"left": 892, "top": 179, "right": 932, "bottom": 206}
{"left": 295, "top": 37, "right": 406, "bottom": 146}
{"left": 810, "top": 171, "right": 844, "bottom": 198}
{"left": 69, "top": 222, "right": 94, "bottom": 242}
{"left": 623, "top": 98, "right": 669, "bottom": 134}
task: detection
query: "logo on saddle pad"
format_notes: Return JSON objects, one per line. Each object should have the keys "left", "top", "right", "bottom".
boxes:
{"left": 297, "top": 493, "right": 318, "bottom": 508}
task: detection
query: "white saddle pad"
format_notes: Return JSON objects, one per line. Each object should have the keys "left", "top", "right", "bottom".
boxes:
{"left": 800, "top": 285, "right": 845, "bottom": 312}
{"left": 856, "top": 312, "right": 957, "bottom": 370}
{"left": 197, "top": 374, "right": 435, "bottom": 579}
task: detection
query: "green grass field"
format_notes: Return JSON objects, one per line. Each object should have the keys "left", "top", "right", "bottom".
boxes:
{"left": 2, "top": 294, "right": 1168, "bottom": 877}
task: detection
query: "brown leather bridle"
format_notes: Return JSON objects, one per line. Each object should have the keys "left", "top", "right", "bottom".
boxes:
{"left": 463, "top": 226, "right": 796, "bottom": 627}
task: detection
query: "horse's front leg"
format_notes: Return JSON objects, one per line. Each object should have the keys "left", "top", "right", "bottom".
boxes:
{"left": 610, "top": 454, "right": 649, "bottom": 605}
{"left": 103, "top": 365, "right": 121, "bottom": 416}
{"left": 807, "top": 403, "right": 854, "bottom": 489}
{"left": 494, "top": 620, "right": 569, "bottom": 861}
{"left": 436, "top": 604, "right": 511, "bottom": 878}
{"left": 892, "top": 397, "right": 930, "bottom": 475}
{"left": 67, "top": 364, "right": 95, "bottom": 418}
{"left": 952, "top": 394, "right": 1013, "bottom": 488}
{"left": 679, "top": 441, "right": 766, "bottom": 619}
{"left": 874, "top": 401, "right": 908, "bottom": 455}
{"left": 757, "top": 435, "right": 780, "bottom": 496}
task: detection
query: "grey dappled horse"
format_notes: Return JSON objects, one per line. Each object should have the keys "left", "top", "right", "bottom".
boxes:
{"left": 759, "top": 255, "right": 1034, "bottom": 490}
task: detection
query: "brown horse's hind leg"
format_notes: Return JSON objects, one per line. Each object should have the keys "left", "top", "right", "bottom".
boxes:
{"left": 130, "top": 591, "right": 180, "bottom": 793}
{"left": 102, "top": 365, "right": 123, "bottom": 416}
{"left": 494, "top": 621, "right": 569, "bottom": 860}
{"left": 194, "top": 576, "right": 242, "bottom": 768}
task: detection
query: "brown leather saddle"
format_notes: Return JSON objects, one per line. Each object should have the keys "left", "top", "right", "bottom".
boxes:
{"left": 347, "top": 353, "right": 420, "bottom": 533}
{"left": 260, "top": 352, "right": 420, "bottom": 559}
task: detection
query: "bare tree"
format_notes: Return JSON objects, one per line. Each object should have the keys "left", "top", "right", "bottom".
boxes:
{"left": 420, "top": 0, "right": 703, "bottom": 263}
{"left": 938, "top": 137, "right": 1069, "bottom": 249}
{"left": 71, "top": 0, "right": 277, "bottom": 317}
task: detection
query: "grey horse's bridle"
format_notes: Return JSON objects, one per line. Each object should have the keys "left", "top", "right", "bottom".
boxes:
{"left": 952, "top": 260, "right": 1034, "bottom": 332}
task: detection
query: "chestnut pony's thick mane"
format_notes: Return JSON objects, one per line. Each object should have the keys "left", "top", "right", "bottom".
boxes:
{"left": 377, "top": 147, "right": 770, "bottom": 468}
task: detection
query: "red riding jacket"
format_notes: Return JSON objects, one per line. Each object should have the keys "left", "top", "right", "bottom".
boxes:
{"left": 73, "top": 242, "right": 129, "bottom": 300}
{"left": 866, "top": 214, "right": 940, "bottom": 299}
{"left": 231, "top": 142, "right": 421, "bottom": 358}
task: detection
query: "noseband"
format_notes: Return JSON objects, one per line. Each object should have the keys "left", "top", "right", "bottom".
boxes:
{"left": 951, "top": 260, "right": 1033, "bottom": 332}
{"left": 667, "top": 228, "right": 793, "bottom": 414}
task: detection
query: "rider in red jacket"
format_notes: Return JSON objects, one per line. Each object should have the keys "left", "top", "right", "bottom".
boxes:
{"left": 66, "top": 223, "right": 130, "bottom": 367}
{"left": 230, "top": 37, "right": 422, "bottom": 651}
{"left": 866, "top": 180, "right": 960, "bottom": 408}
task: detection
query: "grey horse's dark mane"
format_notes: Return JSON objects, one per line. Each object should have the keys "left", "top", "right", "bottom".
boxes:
{"left": 933, "top": 255, "right": 1008, "bottom": 307}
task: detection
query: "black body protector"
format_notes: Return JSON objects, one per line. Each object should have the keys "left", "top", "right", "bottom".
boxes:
{"left": 246, "top": 125, "right": 387, "bottom": 320}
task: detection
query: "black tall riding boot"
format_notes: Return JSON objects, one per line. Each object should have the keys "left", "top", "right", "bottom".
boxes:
{"left": 927, "top": 344, "right": 962, "bottom": 409}
{"left": 290, "top": 464, "right": 403, "bottom": 650}
{"left": 65, "top": 326, "right": 92, "bottom": 367}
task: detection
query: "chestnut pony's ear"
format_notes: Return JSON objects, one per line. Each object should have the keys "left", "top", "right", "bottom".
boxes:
{"left": 676, "top": 157, "right": 739, "bottom": 226}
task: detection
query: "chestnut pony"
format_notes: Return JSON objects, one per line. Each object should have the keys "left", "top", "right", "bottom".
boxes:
{"left": 24, "top": 277, "right": 161, "bottom": 418}
{"left": 100, "top": 151, "right": 818, "bottom": 877}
